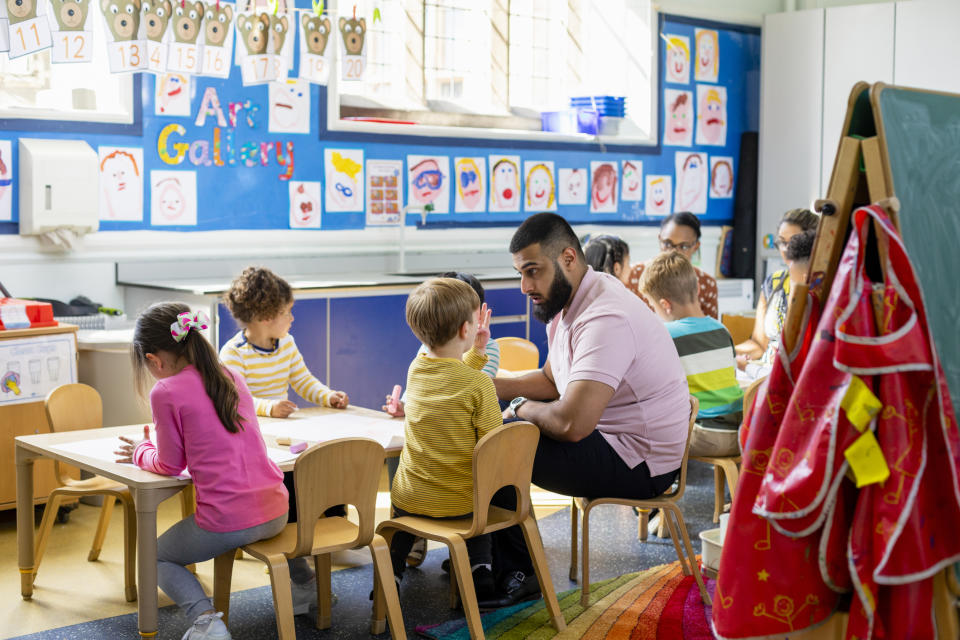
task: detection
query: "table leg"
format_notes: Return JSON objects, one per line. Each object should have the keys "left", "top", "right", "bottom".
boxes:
{"left": 132, "top": 486, "right": 184, "bottom": 639}
{"left": 16, "top": 445, "right": 37, "bottom": 600}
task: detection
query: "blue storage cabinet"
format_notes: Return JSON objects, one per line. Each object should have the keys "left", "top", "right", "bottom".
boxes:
{"left": 529, "top": 316, "right": 548, "bottom": 368}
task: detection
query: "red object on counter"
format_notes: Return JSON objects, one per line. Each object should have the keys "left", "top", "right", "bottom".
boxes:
{"left": 0, "top": 298, "right": 58, "bottom": 330}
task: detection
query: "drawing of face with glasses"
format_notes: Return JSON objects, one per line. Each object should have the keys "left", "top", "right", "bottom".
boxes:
{"left": 410, "top": 159, "right": 444, "bottom": 205}
{"left": 455, "top": 158, "right": 482, "bottom": 210}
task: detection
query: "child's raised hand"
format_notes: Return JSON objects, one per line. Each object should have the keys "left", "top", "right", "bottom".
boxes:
{"left": 115, "top": 425, "right": 151, "bottom": 464}
{"left": 382, "top": 395, "right": 405, "bottom": 417}
{"left": 736, "top": 354, "right": 748, "bottom": 371}
{"left": 329, "top": 391, "right": 350, "bottom": 409}
{"left": 474, "top": 303, "right": 492, "bottom": 351}
{"left": 270, "top": 400, "right": 298, "bottom": 418}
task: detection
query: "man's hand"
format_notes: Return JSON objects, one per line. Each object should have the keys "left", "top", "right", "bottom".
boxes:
{"left": 270, "top": 400, "right": 298, "bottom": 418}
{"left": 115, "top": 425, "right": 151, "bottom": 463}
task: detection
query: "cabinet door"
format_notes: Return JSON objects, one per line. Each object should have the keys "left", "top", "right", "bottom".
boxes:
{"left": 895, "top": 0, "right": 960, "bottom": 94}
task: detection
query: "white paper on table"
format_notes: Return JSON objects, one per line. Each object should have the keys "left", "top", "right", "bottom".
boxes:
{"left": 265, "top": 447, "right": 300, "bottom": 465}
{"left": 259, "top": 413, "right": 404, "bottom": 450}
{"left": 47, "top": 432, "right": 192, "bottom": 479}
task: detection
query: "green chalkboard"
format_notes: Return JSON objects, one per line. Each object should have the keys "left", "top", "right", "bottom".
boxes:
{"left": 873, "top": 84, "right": 960, "bottom": 411}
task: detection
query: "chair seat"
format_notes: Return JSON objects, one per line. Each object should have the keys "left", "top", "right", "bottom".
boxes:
{"left": 382, "top": 506, "right": 520, "bottom": 541}
{"left": 58, "top": 475, "right": 130, "bottom": 496}
{"left": 243, "top": 517, "right": 361, "bottom": 561}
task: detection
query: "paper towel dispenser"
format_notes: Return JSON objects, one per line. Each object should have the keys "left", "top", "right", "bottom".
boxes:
{"left": 19, "top": 138, "right": 99, "bottom": 236}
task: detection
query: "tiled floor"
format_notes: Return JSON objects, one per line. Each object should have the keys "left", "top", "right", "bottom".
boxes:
{"left": 1, "top": 461, "right": 721, "bottom": 639}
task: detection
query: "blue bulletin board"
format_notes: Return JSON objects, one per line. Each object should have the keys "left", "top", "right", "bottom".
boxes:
{"left": 0, "top": 13, "right": 759, "bottom": 234}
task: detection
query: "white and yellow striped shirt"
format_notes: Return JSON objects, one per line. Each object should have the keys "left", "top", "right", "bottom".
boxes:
{"left": 219, "top": 331, "right": 334, "bottom": 417}
{"left": 391, "top": 348, "right": 503, "bottom": 517}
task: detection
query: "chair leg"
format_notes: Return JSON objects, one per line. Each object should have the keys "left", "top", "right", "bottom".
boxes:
{"left": 265, "top": 554, "right": 297, "bottom": 640}
{"left": 519, "top": 517, "right": 565, "bottom": 633}
{"left": 569, "top": 498, "right": 579, "bottom": 581}
{"left": 720, "top": 460, "right": 740, "bottom": 503}
{"left": 448, "top": 536, "right": 484, "bottom": 640}
{"left": 579, "top": 501, "right": 592, "bottom": 607}
{"left": 660, "top": 506, "right": 690, "bottom": 575}
{"left": 665, "top": 504, "right": 711, "bottom": 606}
{"left": 120, "top": 494, "right": 138, "bottom": 602}
{"left": 212, "top": 549, "right": 237, "bottom": 624}
{"left": 234, "top": 548, "right": 244, "bottom": 560}
{"left": 712, "top": 465, "right": 724, "bottom": 523}
{"left": 368, "top": 534, "right": 406, "bottom": 640}
{"left": 33, "top": 492, "right": 64, "bottom": 583}
{"left": 313, "top": 553, "right": 333, "bottom": 630}
{"left": 88, "top": 495, "right": 117, "bottom": 561}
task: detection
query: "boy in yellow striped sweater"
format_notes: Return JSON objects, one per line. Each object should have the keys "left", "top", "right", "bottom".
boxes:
{"left": 219, "top": 266, "right": 349, "bottom": 417}
{"left": 389, "top": 277, "right": 503, "bottom": 599}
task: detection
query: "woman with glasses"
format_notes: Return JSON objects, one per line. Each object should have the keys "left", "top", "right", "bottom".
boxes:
{"left": 626, "top": 212, "right": 720, "bottom": 319}
{"left": 734, "top": 208, "right": 819, "bottom": 364}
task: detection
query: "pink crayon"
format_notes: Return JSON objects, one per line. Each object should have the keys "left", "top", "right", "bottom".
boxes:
{"left": 289, "top": 441, "right": 308, "bottom": 454}
{"left": 388, "top": 384, "right": 402, "bottom": 413}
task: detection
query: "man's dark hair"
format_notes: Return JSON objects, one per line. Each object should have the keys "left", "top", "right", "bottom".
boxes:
{"left": 509, "top": 212, "right": 585, "bottom": 260}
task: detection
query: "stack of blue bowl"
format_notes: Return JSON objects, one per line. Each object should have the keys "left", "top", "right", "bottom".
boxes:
{"left": 569, "top": 96, "right": 626, "bottom": 118}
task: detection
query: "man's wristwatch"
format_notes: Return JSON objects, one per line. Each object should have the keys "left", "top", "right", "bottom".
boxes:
{"left": 508, "top": 396, "right": 528, "bottom": 418}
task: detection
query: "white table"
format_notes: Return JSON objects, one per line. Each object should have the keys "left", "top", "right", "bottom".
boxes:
{"left": 16, "top": 405, "right": 402, "bottom": 638}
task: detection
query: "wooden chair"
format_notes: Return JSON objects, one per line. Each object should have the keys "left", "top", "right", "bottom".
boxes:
{"left": 374, "top": 422, "right": 564, "bottom": 640}
{"left": 212, "top": 438, "right": 404, "bottom": 640}
{"left": 494, "top": 337, "right": 539, "bottom": 372}
{"left": 569, "top": 396, "right": 710, "bottom": 607}
{"left": 688, "top": 376, "right": 765, "bottom": 524}
{"left": 35, "top": 383, "right": 137, "bottom": 602}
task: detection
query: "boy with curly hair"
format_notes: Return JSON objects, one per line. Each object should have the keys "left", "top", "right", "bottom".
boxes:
{"left": 220, "top": 266, "right": 349, "bottom": 417}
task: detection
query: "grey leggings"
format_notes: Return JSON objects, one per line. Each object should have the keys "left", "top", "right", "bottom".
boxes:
{"left": 157, "top": 512, "right": 314, "bottom": 622}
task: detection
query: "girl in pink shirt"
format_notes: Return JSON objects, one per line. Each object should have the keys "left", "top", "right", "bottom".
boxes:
{"left": 115, "top": 302, "right": 314, "bottom": 640}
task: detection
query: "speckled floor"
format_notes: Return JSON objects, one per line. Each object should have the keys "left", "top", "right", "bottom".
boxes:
{"left": 6, "top": 460, "right": 722, "bottom": 639}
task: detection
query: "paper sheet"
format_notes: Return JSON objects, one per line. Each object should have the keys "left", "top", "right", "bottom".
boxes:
{"left": 259, "top": 413, "right": 404, "bottom": 450}
{"left": 47, "top": 432, "right": 191, "bottom": 479}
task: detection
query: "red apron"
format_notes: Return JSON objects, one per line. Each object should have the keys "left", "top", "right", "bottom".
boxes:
{"left": 713, "top": 204, "right": 960, "bottom": 639}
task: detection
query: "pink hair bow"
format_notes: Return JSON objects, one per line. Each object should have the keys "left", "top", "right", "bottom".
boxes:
{"left": 170, "top": 310, "right": 210, "bottom": 342}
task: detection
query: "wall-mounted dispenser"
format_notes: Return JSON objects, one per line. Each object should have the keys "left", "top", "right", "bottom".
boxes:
{"left": 19, "top": 138, "right": 99, "bottom": 237}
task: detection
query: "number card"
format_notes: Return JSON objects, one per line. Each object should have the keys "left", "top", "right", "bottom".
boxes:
{"left": 337, "top": 14, "right": 365, "bottom": 81}
{"left": 101, "top": 0, "right": 146, "bottom": 73}
{"left": 165, "top": 0, "right": 203, "bottom": 73}
{"left": 167, "top": 40, "right": 200, "bottom": 73}
{"left": 51, "top": 29, "right": 92, "bottom": 62}
{"left": 8, "top": 16, "right": 52, "bottom": 58}
{"left": 0, "top": 18, "right": 9, "bottom": 52}
{"left": 199, "top": 0, "right": 234, "bottom": 78}
{"left": 147, "top": 40, "right": 167, "bottom": 72}
{"left": 234, "top": 10, "right": 275, "bottom": 85}
{"left": 240, "top": 53, "right": 276, "bottom": 85}
{"left": 298, "top": 12, "right": 331, "bottom": 85}
{"left": 108, "top": 38, "right": 147, "bottom": 72}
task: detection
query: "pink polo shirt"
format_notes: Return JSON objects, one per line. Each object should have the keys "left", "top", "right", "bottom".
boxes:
{"left": 133, "top": 365, "right": 288, "bottom": 533}
{"left": 547, "top": 268, "right": 690, "bottom": 476}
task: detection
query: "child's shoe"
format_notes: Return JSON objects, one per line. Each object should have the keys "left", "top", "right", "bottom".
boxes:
{"left": 291, "top": 578, "right": 318, "bottom": 615}
{"left": 472, "top": 566, "right": 496, "bottom": 601}
{"left": 181, "top": 612, "right": 231, "bottom": 640}
{"left": 406, "top": 537, "right": 428, "bottom": 567}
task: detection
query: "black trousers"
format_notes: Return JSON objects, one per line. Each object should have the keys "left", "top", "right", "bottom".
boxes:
{"left": 490, "top": 429, "right": 679, "bottom": 576}
{"left": 283, "top": 471, "right": 346, "bottom": 522}
{"left": 387, "top": 504, "right": 492, "bottom": 577}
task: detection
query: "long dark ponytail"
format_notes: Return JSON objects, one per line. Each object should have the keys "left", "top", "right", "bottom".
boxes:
{"left": 583, "top": 234, "right": 630, "bottom": 276}
{"left": 132, "top": 302, "right": 245, "bottom": 433}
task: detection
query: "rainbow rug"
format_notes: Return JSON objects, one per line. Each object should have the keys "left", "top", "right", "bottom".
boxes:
{"left": 416, "top": 561, "right": 716, "bottom": 639}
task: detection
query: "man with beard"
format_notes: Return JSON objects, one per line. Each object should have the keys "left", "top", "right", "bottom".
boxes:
{"left": 479, "top": 212, "right": 689, "bottom": 609}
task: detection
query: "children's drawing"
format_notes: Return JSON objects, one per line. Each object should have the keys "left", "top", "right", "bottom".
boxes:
{"left": 268, "top": 78, "right": 310, "bottom": 134}
{"left": 665, "top": 34, "right": 689, "bottom": 85}
{"left": 696, "top": 85, "right": 727, "bottom": 146}
{"left": 288, "top": 180, "right": 321, "bottom": 228}
{"left": 694, "top": 28, "right": 718, "bottom": 83}
{"left": 338, "top": 13, "right": 365, "bottom": 81}
{"left": 150, "top": 170, "right": 197, "bottom": 225}
{"left": 524, "top": 161, "right": 556, "bottom": 212}
{"left": 298, "top": 12, "right": 331, "bottom": 84}
{"left": 710, "top": 156, "right": 734, "bottom": 199}
{"left": 590, "top": 161, "right": 617, "bottom": 214}
{"left": 324, "top": 148, "right": 364, "bottom": 212}
{"left": 155, "top": 72, "right": 191, "bottom": 116}
{"left": 557, "top": 168, "right": 587, "bottom": 206}
{"left": 407, "top": 155, "right": 449, "bottom": 214}
{"left": 366, "top": 159, "right": 403, "bottom": 226}
{"left": 645, "top": 175, "right": 672, "bottom": 216}
{"left": 621, "top": 160, "right": 643, "bottom": 202}
{"left": 0, "top": 140, "right": 11, "bottom": 222}
{"left": 674, "top": 152, "right": 707, "bottom": 214}
{"left": 663, "top": 89, "right": 693, "bottom": 147}
{"left": 488, "top": 155, "right": 520, "bottom": 212}
{"left": 454, "top": 157, "right": 486, "bottom": 213}
{"left": 98, "top": 146, "right": 144, "bottom": 221}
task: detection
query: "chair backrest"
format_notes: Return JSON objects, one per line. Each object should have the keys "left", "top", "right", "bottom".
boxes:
{"left": 466, "top": 421, "right": 539, "bottom": 537}
{"left": 290, "top": 437, "right": 385, "bottom": 557}
{"left": 660, "top": 395, "right": 699, "bottom": 503}
{"left": 45, "top": 383, "right": 104, "bottom": 485}
{"left": 495, "top": 337, "right": 539, "bottom": 371}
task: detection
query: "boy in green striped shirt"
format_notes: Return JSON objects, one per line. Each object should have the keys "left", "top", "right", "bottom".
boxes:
{"left": 640, "top": 252, "right": 743, "bottom": 457}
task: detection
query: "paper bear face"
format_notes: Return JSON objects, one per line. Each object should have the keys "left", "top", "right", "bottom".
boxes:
{"left": 301, "top": 14, "right": 330, "bottom": 56}
{"left": 268, "top": 13, "right": 287, "bottom": 54}
{"left": 203, "top": 2, "right": 232, "bottom": 46}
{"left": 6, "top": 0, "right": 38, "bottom": 21}
{"left": 172, "top": 0, "right": 203, "bottom": 43}
{"left": 338, "top": 16, "right": 364, "bottom": 55}
{"left": 101, "top": 0, "right": 141, "bottom": 41}
{"left": 141, "top": 0, "right": 171, "bottom": 41}
{"left": 52, "top": 0, "right": 90, "bottom": 30}
{"left": 235, "top": 12, "right": 269, "bottom": 55}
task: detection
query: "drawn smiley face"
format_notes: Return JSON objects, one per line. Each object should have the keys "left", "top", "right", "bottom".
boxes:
{"left": 202, "top": 2, "right": 231, "bottom": 46}
{"left": 301, "top": 14, "right": 330, "bottom": 56}
{"left": 141, "top": 0, "right": 171, "bottom": 41}
{"left": 101, "top": 0, "right": 141, "bottom": 41}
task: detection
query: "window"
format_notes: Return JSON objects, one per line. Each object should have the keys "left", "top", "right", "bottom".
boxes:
{"left": 0, "top": 14, "right": 135, "bottom": 124}
{"left": 330, "top": 0, "right": 657, "bottom": 144}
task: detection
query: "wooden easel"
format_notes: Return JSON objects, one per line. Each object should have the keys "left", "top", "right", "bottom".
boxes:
{"left": 781, "top": 81, "right": 959, "bottom": 639}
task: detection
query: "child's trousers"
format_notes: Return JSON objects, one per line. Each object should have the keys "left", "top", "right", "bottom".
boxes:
{"left": 157, "top": 512, "right": 314, "bottom": 622}
{"left": 388, "top": 504, "right": 492, "bottom": 577}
